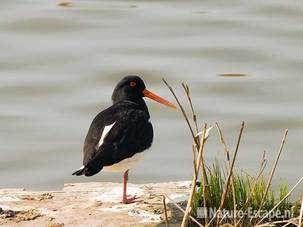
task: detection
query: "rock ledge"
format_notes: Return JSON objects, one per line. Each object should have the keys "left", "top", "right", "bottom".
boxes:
{"left": 0, "top": 181, "right": 190, "bottom": 227}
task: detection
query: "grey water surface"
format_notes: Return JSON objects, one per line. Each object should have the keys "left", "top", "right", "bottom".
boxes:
{"left": 0, "top": 0, "right": 302, "bottom": 192}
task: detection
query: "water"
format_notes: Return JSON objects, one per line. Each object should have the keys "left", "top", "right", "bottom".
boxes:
{"left": 0, "top": 0, "right": 302, "bottom": 192}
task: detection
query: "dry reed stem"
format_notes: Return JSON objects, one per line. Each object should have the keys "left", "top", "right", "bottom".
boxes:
{"left": 257, "top": 217, "right": 297, "bottom": 226}
{"left": 183, "top": 83, "right": 210, "bottom": 198}
{"left": 163, "top": 79, "right": 209, "bottom": 226}
{"left": 264, "top": 219, "right": 298, "bottom": 226}
{"left": 256, "top": 223, "right": 277, "bottom": 227}
{"left": 282, "top": 220, "right": 296, "bottom": 227}
{"left": 253, "top": 129, "right": 288, "bottom": 224}
{"left": 162, "top": 195, "right": 170, "bottom": 227}
{"left": 163, "top": 79, "right": 209, "bottom": 186}
{"left": 163, "top": 79, "right": 199, "bottom": 146}
{"left": 196, "top": 128, "right": 210, "bottom": 188}
{"left": 181, "top": 124, "right": 208, "bottom": 227}
{"left": 182, "top": 83, "right": 208, "bottom": 188}
{"left": 218, "top": 121, "right": 244, "bottom": 209}
{"left": 164, "top": 194, "right": 204, "bottom": 227}
{"left": 235, "top": 150, "right": 268, "bottom": 226}
{"left": 207, "top": 121, "right": 245, "bottom": 227}
{"left": 192, "top": 145, "right": 198, "bottom": 176}
{"left": 200, "top": 125, "right": 209, "bottom": 225}
{"left": 182, "top": 83, "right": 199, "bottom": 134}
{"left": 256, "top": 176, "right": 303, "bottom": 226}
{"left": 299, "top": 195, "right": 303, "bottom": 227}
{"left": 215, "top": 123, "right": 237, "bottom": 226}
{"left": 215, "top": 123, "right": 231, "bottom": 162}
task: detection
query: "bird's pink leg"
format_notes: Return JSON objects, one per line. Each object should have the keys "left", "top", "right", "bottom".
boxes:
{"left": 122, "top": 170, "right": 136, "bottom": 204}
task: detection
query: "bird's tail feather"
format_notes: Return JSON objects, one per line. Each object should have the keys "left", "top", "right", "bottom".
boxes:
{"left": 72, "top": 166, "right": 85, "bottom": 176}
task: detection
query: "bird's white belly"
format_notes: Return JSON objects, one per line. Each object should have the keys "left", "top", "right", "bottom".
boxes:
{"left": 102, "top": 152, "right": 145, "bottom": 173}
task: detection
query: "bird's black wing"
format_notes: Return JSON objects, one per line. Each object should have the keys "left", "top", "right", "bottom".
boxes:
{"left": 73, "top": 101, "right": 153, "bottom": 176}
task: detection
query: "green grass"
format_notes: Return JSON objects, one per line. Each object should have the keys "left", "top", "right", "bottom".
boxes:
{"left": 191, "top": 162, "right": 299, "bottom": 226}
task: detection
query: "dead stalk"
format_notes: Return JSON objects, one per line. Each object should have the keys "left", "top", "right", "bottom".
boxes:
{"left": 182, "top": 82, "right": 209, "bottom": 195}
{"left": 164, "top": 194, "right": 204, "bottom": 227}
{"left": 253, "top": 129, "right": 288, "bottom": 223}
{"left": 181, "top": 124, "right": 208, "bottom": 227}
{"left": 162, "top": 195, "right": 170, "bottom": 227}
{"left": 164, "top": 79, "right": 209, "bottom": 226}
{"left": 215, "top": 123, "right": 231, "bottom": 162}
{"left": 208, "top": 121, "right": 245, "bottom": 227}
{"left": 163, "top": 79, "right": 199, "bottom": 146}
{"left": 235, "top": 150, "right": 268, "bottom": 226}
{"left": 200, "top": 125, "right": 209, "bottom": 225}
{"left": 281, "top": 220, "right": 296, "bottom": 227}
{"left": 164, "top": 79, "right": 208, "bottom": 185}
{"left": 215, "top": 123, "right": 237, "bottom": 226}
{"left": 256, "top": 176, "right": 303, "bottom": 225}
{"left": 192, "top": 145, "right": 198, "bottom": 176}
{"left": 182, "top": 83, "right": 199, "bottom": 134}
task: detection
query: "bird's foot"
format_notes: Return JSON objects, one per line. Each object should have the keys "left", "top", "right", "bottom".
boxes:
{"left": 122, "top": 195, "right": 137, "bottom": 204}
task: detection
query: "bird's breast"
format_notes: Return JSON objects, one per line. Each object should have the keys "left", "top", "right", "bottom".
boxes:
{"left": 102, "top": 152, "right": 145, "bottom": 172}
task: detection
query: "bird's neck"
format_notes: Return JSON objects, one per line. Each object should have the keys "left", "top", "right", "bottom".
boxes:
{"left": 135, "top": 99, "right": 150, "bottom": 117}
{"left": 113, "top": 97, "right": 150, "bottom": 118}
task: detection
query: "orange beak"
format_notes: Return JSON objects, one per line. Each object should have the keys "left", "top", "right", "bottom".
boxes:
{"left": 143, "top": 89, "right": 177, "bottom": 109}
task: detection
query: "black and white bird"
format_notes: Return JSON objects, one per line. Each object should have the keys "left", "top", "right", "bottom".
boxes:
{"left": 72, "top": 76, "right": 176, "bottom": 204}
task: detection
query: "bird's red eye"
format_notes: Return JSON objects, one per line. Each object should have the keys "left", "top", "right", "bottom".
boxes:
{"left": 130, "top": 82, "right": 136, "bottom": 87}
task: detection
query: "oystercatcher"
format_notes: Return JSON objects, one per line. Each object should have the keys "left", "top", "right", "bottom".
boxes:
{"left": 72, "top": 75, "right": 176, "bottom": 204}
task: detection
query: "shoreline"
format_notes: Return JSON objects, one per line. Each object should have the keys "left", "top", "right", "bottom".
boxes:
{"left": 0, "top": 181, "right": 190, "bottom": 227}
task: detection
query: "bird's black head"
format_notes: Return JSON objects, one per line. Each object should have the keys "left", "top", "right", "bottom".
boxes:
{"left": 112, "top": 75, "right": 146, "bottom": 104}
{"left": 112, "top": 75, "right": 176, "bottom": 109}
